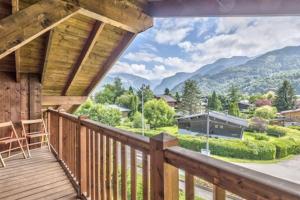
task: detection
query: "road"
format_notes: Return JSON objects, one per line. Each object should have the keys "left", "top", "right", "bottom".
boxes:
{"left": 236, "top": 155, "right": 300, "bottom": 184}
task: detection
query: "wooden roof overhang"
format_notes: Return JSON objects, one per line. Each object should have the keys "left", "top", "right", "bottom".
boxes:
{"left": 0, "top": 0, "right": 152, "bottom": 111}
{"left": 147, "top": 0, "right": 300, "bottom": 17}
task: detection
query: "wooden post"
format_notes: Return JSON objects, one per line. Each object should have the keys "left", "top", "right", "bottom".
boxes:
{"left": 150, "top": 133, "right": 179, "bottom": 200}
{"left": 58, "top": 109, "right": 64, "bottom": 160}
{"left": 47, "top": 109, "right": 51, "bottom": 146}
{"left": 79, "top": 115, "right": 88, "bottom": 197}
{"left": 213, "top": 185, "right": 226, "bottom": 200}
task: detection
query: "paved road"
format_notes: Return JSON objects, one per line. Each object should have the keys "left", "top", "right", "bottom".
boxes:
{"left": 236, "top": 155, "right": 300, "bottom": 184}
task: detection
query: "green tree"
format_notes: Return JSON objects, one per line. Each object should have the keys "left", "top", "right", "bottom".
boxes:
{"left": 175, "top": 92, "right": 181, "bottom": 102}
{"left": 228, "top": 85, "right": 241, "bottom": 103}
{"left": 179, "top": 80, "right": 202, "bottom": 114}
{"left": 164, "top": 88, "right": 170, "bottom": 95}
{"left": 94, "top": 78, "right": 125, "bottom": 104}
{"left": 274, "top": 80, "right": 296, "bottom": 111}
{"left": 76, "top": 100, "right": 122, "bottom": 126}
{"left": 144, "top": 99, "right": 175, "bottom": 128}
{"left": 254, "top": 105, "right": 277, "bottom": 119}
{"left": 228, "top": 102, "right": 240, "bottom": 117}
{"left": 128, "top": 86, "right": 134, "bottom": 94}
{"left": 208, "top": 91, "right": 222, "bottom": 111}
{"left": 116, "top": 94, "right": 139, "bottom": 115}
{"left": 137, "top": 85, "right": 154, "bottom": 104}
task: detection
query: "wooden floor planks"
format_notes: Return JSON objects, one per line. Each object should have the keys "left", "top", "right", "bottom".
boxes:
{"left": 0, "top": 148, "right": 78, "bottom": 200}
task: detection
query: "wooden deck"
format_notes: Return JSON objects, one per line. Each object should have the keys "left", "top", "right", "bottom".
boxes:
{"left": 0, "top": 148, "right": 78, "bottom": 200}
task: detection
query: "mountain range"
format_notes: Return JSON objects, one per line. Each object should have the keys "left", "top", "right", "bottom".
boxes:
{"left": 97, "top": 45, "right": 300, "bottom": 95}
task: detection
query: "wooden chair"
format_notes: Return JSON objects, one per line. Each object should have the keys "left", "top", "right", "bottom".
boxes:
{"left": 0, "top": 121, "right": 28, "bottom": 167}
{"left": 21, "top": 119, "right": 50, "bottom": 157}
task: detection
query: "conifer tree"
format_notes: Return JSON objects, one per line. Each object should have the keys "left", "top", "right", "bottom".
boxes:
{"left": 179, "top": 80, "right": 202, "bottom": 114}
{"left": 274, "top": 80, "right": 296, "bottom": 111}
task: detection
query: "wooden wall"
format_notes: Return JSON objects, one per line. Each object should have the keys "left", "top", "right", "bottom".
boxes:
{"left": 0, "top": 72, "right": 41, "bottom": 136}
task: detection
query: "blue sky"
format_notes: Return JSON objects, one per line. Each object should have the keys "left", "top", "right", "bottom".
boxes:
{"left": 111, "top": 17, "right": 300, "bottom": 80}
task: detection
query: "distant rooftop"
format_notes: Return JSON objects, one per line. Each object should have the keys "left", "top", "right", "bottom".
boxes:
{"left": 156, "top": 95, "right": 177, "bottom": 103}
{"left": 281, "top": 108, "right": 300, "bottom": 114}
{"left": 107, "top": 104, "right": 131, "bottom": 112}
{"left": 178, "top": 111, "right": 248, "bottom": 127}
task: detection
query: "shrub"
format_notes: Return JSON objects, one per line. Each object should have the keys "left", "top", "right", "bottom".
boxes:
{"left": 253, "top": 133, "right": 269, "bottom": 141}
{"left": 254, "top": 106, "right": 277, "bottom": 119}
{"left": 267, "top": 125, "right": 288, "bottom": 137}
{"left": 131, "top": 112, "right": 145, "bottom": 128}
{"left": 288, "top": 126, "right": 300, "bottom": 131}
{"left": 248, "top": 117, "right": 268, "bottom": 132}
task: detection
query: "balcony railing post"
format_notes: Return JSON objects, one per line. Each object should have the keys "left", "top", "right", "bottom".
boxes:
{"left": 150, "top": 133, "right": 179, "bottom": 200}
{"left": 78, "top": 115, "right": 88, "bottom": 197}
{"left": 58, "top": 109, "right": 64, "bottom": 160}
{"left": 46, "top": 109, "right": 51, "bottom": 147}
{"left": 213, "top": 185, "right": 226, "bottom": 200}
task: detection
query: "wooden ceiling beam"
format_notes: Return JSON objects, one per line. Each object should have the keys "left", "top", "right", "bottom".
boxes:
{"left": 42, "top": 96, "right": 88, "bottom": 106}
{"left": 41, "top": 30, "right": 54, "bottom": 84}
{"left": 62, "top": 21, "right": 105, "bottom": 96}
{"left": 0, "top": 0, "right": 80, "bottom": 60}
{"left": 66, "top": 0, "right": 153, "bottom": 33}
{"left": 147, "top": 0, "right": 300, "bottom": 17}
{"left": 11, "top": 0, "right": 20, "bottom": 82}
{"left": 84, "top": 32, "right": 136, "bottom": 96}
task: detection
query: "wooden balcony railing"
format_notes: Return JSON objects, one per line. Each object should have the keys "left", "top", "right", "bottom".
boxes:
{"left": 45, "top": 109, "right": 300, "bottom": 200}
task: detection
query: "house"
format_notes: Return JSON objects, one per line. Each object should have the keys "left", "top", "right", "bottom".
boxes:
{"left": 238, "top": 100, "right": 252, "bottom": 111}
{"left": 155, "top": 95, "right": 177, "bottom": 107}
{"left": 177, "top": 111, "right": 248, "bottom": 139}
{"left": 280, "top": 109, "right": 300, "bottom": 125}
{"left": 107, "top": 104, "right": 131, "bottom": 118}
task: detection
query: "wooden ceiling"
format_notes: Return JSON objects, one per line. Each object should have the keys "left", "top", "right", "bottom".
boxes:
{"left": 0, "top": 0, "right": 152, "bottom": 111}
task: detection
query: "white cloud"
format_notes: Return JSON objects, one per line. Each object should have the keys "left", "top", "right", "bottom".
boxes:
{"left": 179, "top": 17, "right": 300, "bottom": 66}
{"left": 111, "top": 62, "right": 174, "bottom": 80}
{"left": 152, "top": 18, "right": 205, "bottom": 45}
{"left": 124, "top": 51, "right": 163, "bottom": 63}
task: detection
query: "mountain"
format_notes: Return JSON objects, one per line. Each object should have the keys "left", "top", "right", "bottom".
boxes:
{"left": 154, "top": 56, "right": 250, "bottom": 94}
{"left": 154, "top": 72, "right": 192, "bottom": 94}
{"left": 172, "top": 46, "right": 300, "bottom": 95}
{"left": 93, "top": 73, "right": 154, "bottom": 93}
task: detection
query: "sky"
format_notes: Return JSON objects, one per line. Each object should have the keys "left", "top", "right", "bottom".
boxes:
{"left": 110, "top": 17, "right": 300, "bottom": 80}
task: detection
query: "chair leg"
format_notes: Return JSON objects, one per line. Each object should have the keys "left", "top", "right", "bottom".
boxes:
{"left": 17, "top": 139, "right": 27, "bottom": 159}
{"left": 0, "top": 153, "right": 5, "bottom": 168}
{"left": 41, "top": 135, "right": 44, "bottom": 149}
{"left": 47, "top": 135, "right": 51, "bottom": 151}
{"left": 25, "top": 138, "right": 31, "bottom": 158}
{"left": 8, "top": 142, "right": 12, "bottom": 157}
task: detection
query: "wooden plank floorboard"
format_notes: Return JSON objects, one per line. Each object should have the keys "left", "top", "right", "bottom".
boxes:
{"left": 0, "top": 148, "right": 78, "bottom": 200}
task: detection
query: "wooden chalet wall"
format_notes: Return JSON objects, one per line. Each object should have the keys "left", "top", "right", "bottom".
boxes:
{"left": 0, "top": 72, "right": 41, "bottom": 134}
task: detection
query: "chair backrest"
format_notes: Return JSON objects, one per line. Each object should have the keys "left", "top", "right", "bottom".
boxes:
{"left": 21, "top": 119, "right": 47, "bottom": 135}
{"left": 0, "top": 121, "right": 19, "bottom": 140}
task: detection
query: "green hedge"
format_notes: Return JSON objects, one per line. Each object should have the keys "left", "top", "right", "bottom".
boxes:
{"left": 177, "top": 135, "right": 276, "bottom": 160}
{"left": 267, "top": 125, "right": 287, "bottom": 137}
{"left": 119, "top": 125, "right": 300, "bottom": 160}
{"left": 272, "top": 138, "right": 300, "bottom": 158}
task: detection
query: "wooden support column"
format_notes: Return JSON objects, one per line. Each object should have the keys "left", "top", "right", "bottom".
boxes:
{"left": 12, "top": 0, "right": 21, "bottom": 82}
{"left": 79, "top": 116, "right": 88, "bottom": 196}
{"left": 150, "top": 133, "right": 179, "bottom": 200}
